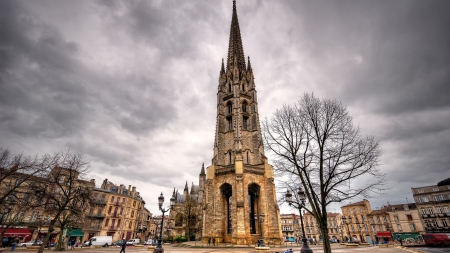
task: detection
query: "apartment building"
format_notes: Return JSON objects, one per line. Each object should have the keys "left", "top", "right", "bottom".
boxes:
{"left": 412, "top": 178, "right": 450, "bottom": 233}
{"left": 384, "top": 203, "right": 424, "bottom": 241}
{"left": 280, "top": 214, "right": 296, "bottom": 242}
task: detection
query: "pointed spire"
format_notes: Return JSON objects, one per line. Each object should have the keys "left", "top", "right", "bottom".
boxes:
{"left": 190, "top": 182, "right": 195, "bottom": 194}
{"left": 200, "top": 163, "right": 206, "bottom": 175}
{"left": 247, "top": 56, "right": 252, "bottom": 72}
{"left": 220, "top": 58, "right": 225, "bottom": 75}
{"left": 226, "top": 0, "right": 246, "bottom": 72}
{"left": 184, "top": 181, "right": 188, "bottom": 191}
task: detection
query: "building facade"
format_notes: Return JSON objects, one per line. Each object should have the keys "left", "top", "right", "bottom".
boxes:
{"left": 412, "top": 178, "right": 450, "bottom": 234}
{"left": 384, "top": 203, "right": 424, "bottom": 241}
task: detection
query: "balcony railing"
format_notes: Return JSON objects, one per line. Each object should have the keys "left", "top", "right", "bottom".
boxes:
{"left": 114, "top": 201, "right": 122, "bottom": 206}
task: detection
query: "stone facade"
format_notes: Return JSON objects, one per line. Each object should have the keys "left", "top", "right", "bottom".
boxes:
{"left": 411, "top": 178, "right": 450, "bottom": 233}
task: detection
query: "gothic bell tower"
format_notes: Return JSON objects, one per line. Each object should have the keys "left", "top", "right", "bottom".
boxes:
{"left": 202, "top": 0, "right": 282, "bottom": 245}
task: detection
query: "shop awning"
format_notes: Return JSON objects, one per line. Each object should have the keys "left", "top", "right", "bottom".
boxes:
{"left": 392, "top": 232, "right": 421, "bottom": 240}
{"left": 2, "top": 228, "right": 33, "bottom": 237}
{"left": 376, "top": 232, "right": 392, "bottom": 237}
{"left": 66, "top": 228, "right": 84, "bottom": 237}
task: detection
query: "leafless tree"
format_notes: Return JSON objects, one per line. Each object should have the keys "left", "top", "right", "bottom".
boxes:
{"left": 0, "top": 148, "right": 45, "bottom": 242}
{"left": 34, "top": 150, "right": 93, "bottom": 253}
{"left": 263, "top": 93, "right": 385, "bottom": 253}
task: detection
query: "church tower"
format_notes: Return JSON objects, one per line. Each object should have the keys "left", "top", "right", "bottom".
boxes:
{"left": 203, "top": 0, "right": 281, "bottom": 245}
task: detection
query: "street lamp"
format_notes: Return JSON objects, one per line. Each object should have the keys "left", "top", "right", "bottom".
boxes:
{"left": 285, "top": 187, "right": 313, "bottom": 253}
{"left": 255, "top": 213, "right": 265, "bottom": 247}
{"left": 154, "top": 192, "right": 175, "bottom": 253}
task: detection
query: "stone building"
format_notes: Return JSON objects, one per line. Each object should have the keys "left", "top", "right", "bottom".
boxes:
{"left": 169, "top": 1, "right": 282, "bottom": 245}
{"left": 302, "top": 212, "right": 342, "bottom": 243}
{"left": 341, "top": 199, "right": 379, "bottom": 243}
{"left": 92, "top": 179, "right": 146, "bottom": 242}
{"left": 384, "top": 203, "right": 424, "bottom": 241}
{"left": 411, "top": 177, "right": 450, "bottom": 233}
{"left": 280, "top": 214, "right": 295, "bottom": 242}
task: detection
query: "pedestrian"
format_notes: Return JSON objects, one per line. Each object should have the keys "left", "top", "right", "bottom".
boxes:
{"left": 119, "top": 242, "right": 126, "bottom": 253}
{"left": 212, "top": 238, "right": 216, "bottom": 246}
{"left": 207, "top": 237, "right": 210, "bottom": 246}
{"left": 11, "top": 238, "right": 18, "bottom": 251}
{"left": 398, "top": 236, "right": 403, "bottom": 246}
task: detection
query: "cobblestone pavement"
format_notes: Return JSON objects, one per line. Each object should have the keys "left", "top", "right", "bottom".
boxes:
{"left": 5, "top": 244, "right": 435, "bottom": 253}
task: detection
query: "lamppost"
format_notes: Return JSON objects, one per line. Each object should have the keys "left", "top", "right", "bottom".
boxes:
{"left": 154, "top": 192, "right": 175, "bottom": 253}
{"left": 255, "top": 213, "right": 265, "bottom": 247}
{"left": 342, "top": 216, "right": 352, "bottom": 243}
{"left": 285, "top": 187, "right": 313, "bottom": 253}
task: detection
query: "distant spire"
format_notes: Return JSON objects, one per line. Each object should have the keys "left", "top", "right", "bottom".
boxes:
{"left": 200, "top": 163, "right": 205, "bottom": 175}
{"left": 190, "top": 182, "right": 195, "bottom": 194}
{"left": 226, "top": 0, "right": 246, "bottom": 72}
{"left": 220, "top": 58, "right": 225, "bottom": 75}
{"left": 184, "top": 181, "right": 188, "bottom": 191}
{"left": 247, "top": 56, "right": 252, "bottom": 72}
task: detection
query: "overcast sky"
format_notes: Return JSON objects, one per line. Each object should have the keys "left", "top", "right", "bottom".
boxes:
{"left": 1, "top": 0, "right": 449, "bottom": 216}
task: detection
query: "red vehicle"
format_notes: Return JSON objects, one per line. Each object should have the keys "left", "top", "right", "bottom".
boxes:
{"left": 423, "top": 233, "right": 450, "bottom": 246}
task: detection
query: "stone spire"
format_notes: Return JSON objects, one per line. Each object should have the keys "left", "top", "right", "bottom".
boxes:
{"left": 190, "top": 182, "right": 195, "bottom": 195}
{"left": 226, "top": 0, "right": 246, "bottom": 72}
{"left": 247, "top": 56, "right": 252, "bottom": 73}
{"left": 200, "top": 163, "right": 205, "bottom": 175}
{"left": 184, "top": 181, "right": 189, "bottom": 196}
{"left": 220, "top": 58, "right": 225, "bottom": 75}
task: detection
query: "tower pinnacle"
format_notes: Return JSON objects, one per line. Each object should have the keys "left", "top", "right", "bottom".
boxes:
{"left": 226, "top": 0, "right": 246, "bottom": 72}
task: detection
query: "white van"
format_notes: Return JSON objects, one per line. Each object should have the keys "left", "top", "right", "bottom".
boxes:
{"left": 126, "top": 238, "right": 140, "bottom": 245}
{"left": 86, "top": 236, "right": 112, "bottom": 247}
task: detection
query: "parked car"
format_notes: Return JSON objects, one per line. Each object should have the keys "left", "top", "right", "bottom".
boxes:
{"left": 112, "top": 240, "right": 125, "bottom": 246}
{"left": 144, "top": 240, "right": 153, "bottom": 245}
{"left": 20, "top": 240, "right": 43, "bottom": 247}
{"left": 423, "top": 233, "right": 450, "bottom": 246}
{"left": 126, "top": 238, "right": 140, "bottom": 245}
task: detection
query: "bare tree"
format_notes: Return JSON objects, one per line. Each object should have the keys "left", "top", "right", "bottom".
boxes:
{"left": 34, "top": 151, "right": 93, "bottom": 253}
{"left": 0, "top": 148, "right": 44, "bottom": 242}
{"left": 263, "top": 93, "right": 385, "bottom": 253}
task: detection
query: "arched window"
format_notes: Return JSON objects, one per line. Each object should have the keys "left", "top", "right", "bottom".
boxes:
{"left": 175, "top": 213, "right": 183, "bottom": 227}
{"left": 227, "top": 102, "right": 232, "bottom": 114}
{"left": 242, "top": 83, "right": 245, "bottom": 91}
{"left": 242, "top": 101, "right": 247, "bottom": 112}
{"left": 227, "top": 117, "right": 233, "bottom": 130}
{"left": 243, "top": 117, "right": 248, "bottom": 130}
{"left": 228, "top": 151, "right": 232, "bottom": 164}
{"left": 228, "top": 83, "right": 232, "bottom": 92}
{"left": 246, "top": 151, "right": 250, "bottom": 164}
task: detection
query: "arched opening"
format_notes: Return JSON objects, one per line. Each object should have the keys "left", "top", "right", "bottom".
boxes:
{"left": 227, "top": 102, "right": 233, "bottom": 114}
{"left": 248, "top": 183, "right": 261, "bottom": 234}
{"left": 246, "top": 151, "right": 250, "bottom": 164}
{"left": 220, "top": 183, "right": 233, "bottom": 234}
{"left": 227, "top": 150, "right": 232, "bottom": 165}
{"left": 228, "top": 83, "right": 232, "bottom": 93}
{"left": 175, "top": 213, "right": 183, "bottom": 227}
{"left": 242, "top": 83, "right": 245, "bottom": 91}
{"left": 242, "top": 101, "right": 247, "bottom": 112}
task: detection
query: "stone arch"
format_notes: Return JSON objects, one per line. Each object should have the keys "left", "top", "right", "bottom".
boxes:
{"left": 241, "top": 100, "right": 248, "bottom": 112}
{"left": 175, "top": 213, "right": 183, "bottom": 227}
{"left": 248, "top": 183, "right": 261, "bottom": 234}
{"left": 220, "top": 183, "right": 233, "bottom": 234}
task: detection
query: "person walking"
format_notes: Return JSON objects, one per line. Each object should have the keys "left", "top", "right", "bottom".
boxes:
{"left": 11, "top": 238, "right": 18, "bottom": 251}
{"left": 398, "top": 236, "right": 403, "bottom": 246}
{"left": 212, "top": 238, "right": 216, "bottom": 246}
{"left": 207, "top": 238, "right": 210, "bottom": 246}
{"left": 119, "top": 242, "right": 126, "bottom": 253}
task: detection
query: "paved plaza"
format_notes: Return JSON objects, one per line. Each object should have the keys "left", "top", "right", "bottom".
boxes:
{"left": 5, "top": 244, "right": 448, "bottom": 253}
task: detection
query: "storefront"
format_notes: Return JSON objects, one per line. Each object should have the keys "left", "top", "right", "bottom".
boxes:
{"left": 376, "top": 232, "right": 392, "bottom": 243}
{"left": 38, "top": 230, "right": 60, "bottom": 244}
{"left": 392, "top": 232, "right": 422, "bottom": 241}
{"left": 66, "top": 228, "right": 84, "bottom": 246}
{"left": 1, "top": 228, "right": 33, "bottom": 245}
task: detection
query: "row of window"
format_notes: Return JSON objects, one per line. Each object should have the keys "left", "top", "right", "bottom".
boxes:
{"left": 420, "top": 206, "right": 450, "bottom": 215}
{"left": 416, "top": 186, "right": 450, "bottom": 194}
{"left": 416, "top": 194, "right": 449, "bottom": 203}
{"left": 424, "top": 218, "right": 449, "bottom": 227}
{"left": 226, "top": 82, "right": 248, "bottom": 93}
